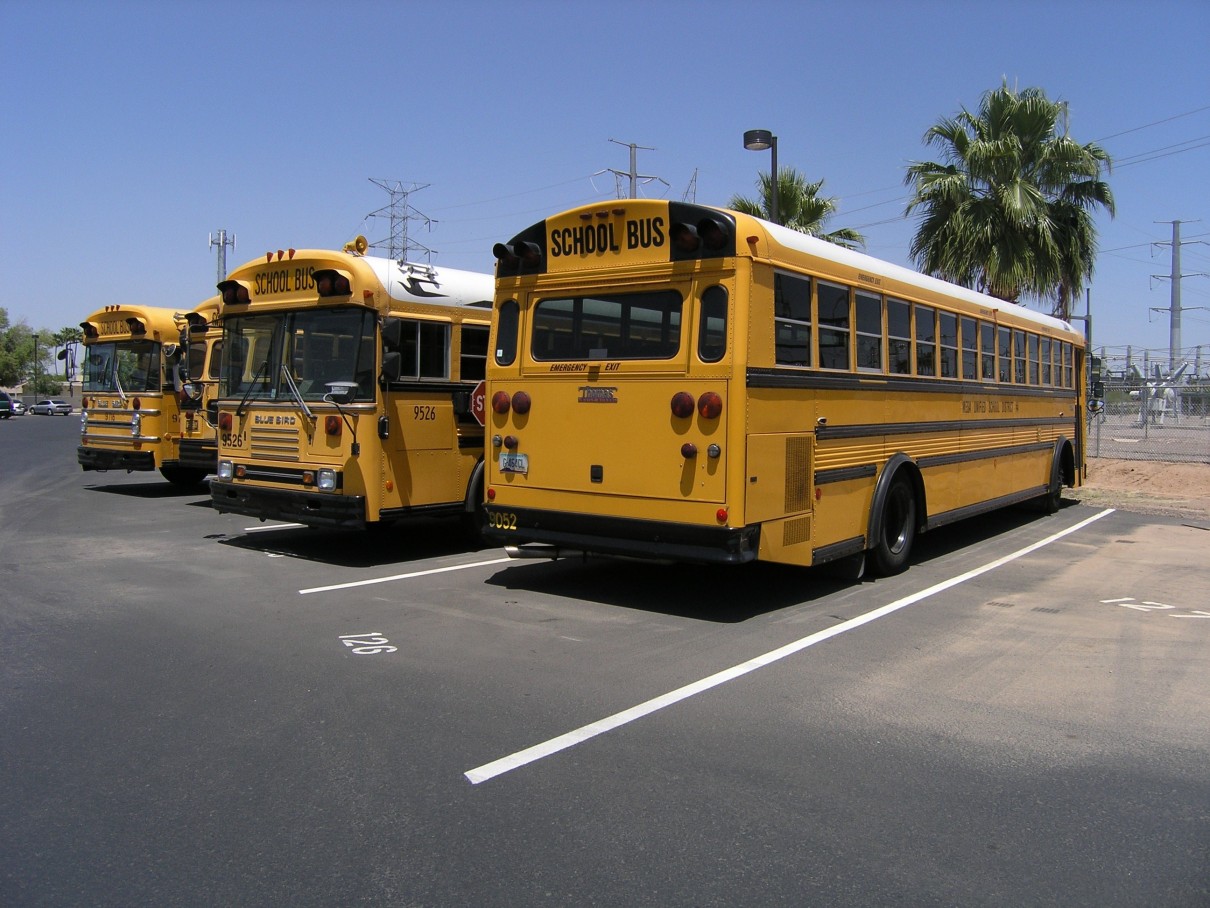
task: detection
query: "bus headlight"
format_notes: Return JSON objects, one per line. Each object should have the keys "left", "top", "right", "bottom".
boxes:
{"left": 217, "top": 460, "right": 234, "bottom": 480}
{"left": 131, "top": 412, "right": 142, "bottom": 436}
{"left": 80, "top": 412, "right": 87, "bottom": 436}
{"left": 317, "top": 469, "right": 337, "bottom": 491}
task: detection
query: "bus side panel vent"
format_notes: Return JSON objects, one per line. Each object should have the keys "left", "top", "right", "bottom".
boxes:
{"left": 784, "top": 436, "right": 812, "bottom": 513}
{"left": 783, "top": 515, "right": 811, "bottom": 547}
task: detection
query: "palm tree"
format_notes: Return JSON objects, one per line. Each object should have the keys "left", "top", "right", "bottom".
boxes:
{"left": 904, "top": 82, "right": 1114, "bottom": 320}
{"left": 731, "top": 167, "right": 865, "bottom": 250}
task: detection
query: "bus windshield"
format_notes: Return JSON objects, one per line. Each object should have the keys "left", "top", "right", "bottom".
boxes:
{"left": 220, "top": 307, "right": 377, "bottom": 403}
{"left": 84, "top": 340, "right": 162, "bottom": 393}
{"left": 532, "top": 290, "right": 682, "bottom": 360}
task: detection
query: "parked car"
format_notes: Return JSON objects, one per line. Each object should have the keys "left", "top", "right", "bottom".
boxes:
{"left": 0, "top": 391, "right": 14, "bottom": 419}
{"left": 30, "top": 398, "right": 73, "bottom": 415}
{"left": 12, "top": 400, "right": 26, "bottom": 416}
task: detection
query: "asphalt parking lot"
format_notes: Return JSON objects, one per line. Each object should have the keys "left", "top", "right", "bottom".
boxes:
{"left": 3, "top": 414, "right": 1208, "bottom": 907}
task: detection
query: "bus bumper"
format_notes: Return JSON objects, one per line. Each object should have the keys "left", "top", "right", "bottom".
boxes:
{"left": 483, "top": 505, "right": 760, "bottom": 565}
{"left": 210, "top": 480, "right": 367, "bottom": 529}
{"left": 78, "top": 446, "right": 155, "bottom": 473}
{"left": 178, "top": 439, "right": 217, "bottom": 471}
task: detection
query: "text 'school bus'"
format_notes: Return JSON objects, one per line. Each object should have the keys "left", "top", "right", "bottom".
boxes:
{"left": 482, "top": 201, "right": 1088, "bottom": 574}
{"left": 209, "top": 237, "right": 494, "bottom": 530}
{"left": 78, "top": 299, "right": 221, "bottom": 488}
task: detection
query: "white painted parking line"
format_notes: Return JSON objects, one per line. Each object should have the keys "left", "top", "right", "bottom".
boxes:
{"left": 243, "top": 522, "right": 307, "bottom": 532}
{"left": 299, "top": 556, "right": 513, "bottom": 595}
{"left": 464, "top": 508, "right": 1116, "bottom": 785}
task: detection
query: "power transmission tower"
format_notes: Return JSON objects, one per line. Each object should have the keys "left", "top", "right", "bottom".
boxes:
{"left": 209, "top": 229, "right": 236, "bottom": 282}
{"left": 367, "top": 179, "right": 435, "bottom": 263}
{"left": 1150, "top": 219, "right": 1209, "bottom": 371}
{"left": 604, "top": 138, "right": 669, "bottom": 199}
{"left": 682, "top": 169, "right": 698, "bottom": 203}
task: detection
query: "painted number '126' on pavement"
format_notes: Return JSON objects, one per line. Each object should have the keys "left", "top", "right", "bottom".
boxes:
{"left": 339, "top": 633, "right": 397, "bottom": 655}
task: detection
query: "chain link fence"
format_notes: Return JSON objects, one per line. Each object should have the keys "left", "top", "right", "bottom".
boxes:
{"left": 1087, "top": 379, "right": 1210, "bottom": 463}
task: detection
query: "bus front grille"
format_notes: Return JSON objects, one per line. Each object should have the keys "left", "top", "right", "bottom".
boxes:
{"left": 250, "top": 426, "right": 300, "bottom": 462}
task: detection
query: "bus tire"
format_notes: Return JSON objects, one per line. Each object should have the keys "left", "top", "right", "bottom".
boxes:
{"left": 160, "top": 466, "right": 209, "bottom": 489}
{"left": 1038, "top": 442, "right": 1066, "bottom": 515}
{"left": 871, "top": 477, "right": 917, "bottom": 576}
{"left": 461, "top": 460, "right": 487, "bottom": 544}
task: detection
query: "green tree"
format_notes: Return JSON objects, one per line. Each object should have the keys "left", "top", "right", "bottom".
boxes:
{"left": 730, "top": 167, "right": 865, "bottom": 249}
{"left": 52, "top": 325, "right": 84, "bottom": 383}
{"left": 904, "top": 81, "right": 1114, "bottom": 320}
{"left": 0, "top": 308, "right": 35, "bottom": 388}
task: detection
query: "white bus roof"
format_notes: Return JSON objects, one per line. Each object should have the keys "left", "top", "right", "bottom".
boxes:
{"left": 363, "top": 257, "right": 493, "bottom": 309}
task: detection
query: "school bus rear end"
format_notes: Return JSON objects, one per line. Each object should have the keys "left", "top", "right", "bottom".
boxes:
{"left": 483, "top": 201, "right": 758, "bottom": 563}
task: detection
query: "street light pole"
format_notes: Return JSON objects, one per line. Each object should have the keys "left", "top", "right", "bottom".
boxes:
{"left": 743, "top": 129, "right": 779, "bottom": 225}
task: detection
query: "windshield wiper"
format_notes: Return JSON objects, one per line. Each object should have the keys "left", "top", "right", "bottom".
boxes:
{"left": 236, "top": 359, "right": 270, "bottom": 417}
{"left": 280, "top": 364, "right": 314, "bottom": 421}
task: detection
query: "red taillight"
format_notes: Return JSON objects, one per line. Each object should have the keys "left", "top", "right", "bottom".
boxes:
{"left": 314, "top": 269, "right": 352, "bottom": 297}
{"left": 491, "top": 391, "right": 511, "bottom": 414}
{"left": 132, "top": 397, "right": 142, "bottom": 411}
{"left": 670, "top": 391, "right": 695, "bottom": 418}
{"left": 325, "top": 415, "right": 341, "bottom": 436}
{"left": 681, "top": 443, "right": 698, "bottom": 458}
{"left": 218, "top": 412, "right": 232, "bottom": 431}
{"left": 82, "top": 396, "right": 89, "bottom": 408}
{"left": 504, "top": 435, "right": 519, "bottom": 449}
{"left": 697, "top": 392, "right": 723, "bottom": 419}
{"left": 512, "top": 390, "right": 531, "bottom": 414}
{"left": 716, "top": 508, "right": 728, "bottom": 523}
{"left": 487, "top": 487, "right": 496, "bottom": 500}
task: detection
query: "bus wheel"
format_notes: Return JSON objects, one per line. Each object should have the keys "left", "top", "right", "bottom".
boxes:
{"left": 160, "top": 466, "right": 209, "bottom": 489}
{"left": 871, "top": 478, "right": 916, "bottom": 576}
{"left": 1038, "top": 453, "right": 1063, "bottom": 515}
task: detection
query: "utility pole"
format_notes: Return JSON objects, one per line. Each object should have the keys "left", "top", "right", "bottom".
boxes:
{"left": 605, "top": 139, "right": 669, "bottom": 199}
{"left": 368, "top": 179, "right": 434, "bottom": 263}
{"left": 209, "top": 229, "right": 236, "bottom": 283}
{"left": 1151, "top": 219, "right": 1209, "bottom": 372}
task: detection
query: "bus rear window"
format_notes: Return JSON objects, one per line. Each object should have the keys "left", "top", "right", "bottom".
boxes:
{"left": 531, "top": 291, "right": 681, "bottom": 360}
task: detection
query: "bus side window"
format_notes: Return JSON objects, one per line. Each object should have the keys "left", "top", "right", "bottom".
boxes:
{"left": 495, "top": 300, "right": 519, "bottom": 366}
{"left": 698, "top": 286, "right": 727, "bottom": 363}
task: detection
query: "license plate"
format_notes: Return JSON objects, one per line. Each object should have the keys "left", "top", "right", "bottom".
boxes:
{"left": 499, "top": 452, "right": 529, "bottom": 475}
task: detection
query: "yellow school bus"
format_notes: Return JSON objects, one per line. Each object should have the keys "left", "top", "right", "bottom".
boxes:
{"left": 176, "top": 296, "right": 223, "bottom": 476}
{"left": 483, "top": 201, "right": 1087, "bottom": 574}
{"left": 209, "top": 239, "right": 493, "bottom": 529}
{"left": 78, "top": 300, "right": 220, "bottom": 487}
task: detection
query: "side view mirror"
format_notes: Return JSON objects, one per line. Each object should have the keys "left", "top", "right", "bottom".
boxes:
{"left": 324, "top": 381, "right": 358, "bottom": 405}
{"left": 380, "top": 351, "right": 402, "bottom": 383}
{"left": 382, "top": 317, "right": 404, "bottom": 351}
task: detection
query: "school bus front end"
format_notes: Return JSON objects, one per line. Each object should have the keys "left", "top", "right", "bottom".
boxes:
{"left": 483, "top": 201, "right": 760, "bottom": 564}
{"left": 77, "top": 304, "right": 212, "bottom": 487}
{"left": 209, "top": 246, "right": 493, "bottom": 530}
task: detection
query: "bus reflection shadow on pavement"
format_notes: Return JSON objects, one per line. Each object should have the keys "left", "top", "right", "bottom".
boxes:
{"left": 211, "top": 517, "right": 487, "bottom": 569}
{"left": 482, "top": 503, "right": 1073, "bottom": 624}
{"left": 85, "top": 481, "right": 213, "bottom": 499}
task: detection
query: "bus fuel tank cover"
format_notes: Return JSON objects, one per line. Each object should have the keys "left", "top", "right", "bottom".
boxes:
{"left": 591, "top": 465, "right": 603, "bottom": 483}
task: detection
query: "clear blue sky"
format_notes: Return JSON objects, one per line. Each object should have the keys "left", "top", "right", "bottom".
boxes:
{"left": 3, "top": 0, "right": 1208, "bottom": 363}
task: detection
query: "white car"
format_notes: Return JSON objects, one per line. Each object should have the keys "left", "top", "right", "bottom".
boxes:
{"left": 30, "top": 399, "right": 73, "bottom": 415}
